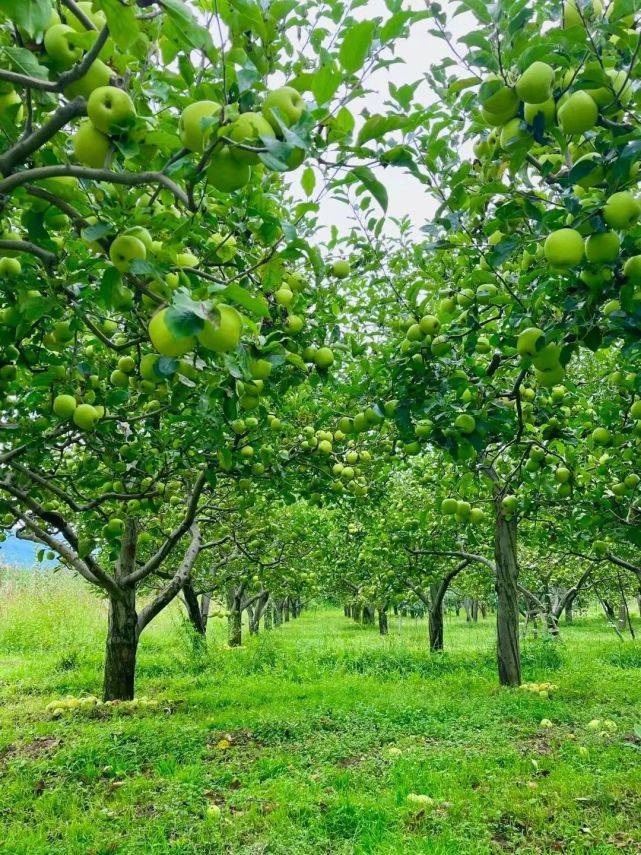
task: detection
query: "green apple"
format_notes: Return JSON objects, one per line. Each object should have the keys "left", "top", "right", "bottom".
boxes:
{"left": 262, "top": 86, "right": 306, "bottom": 134}
{"left": 454, "top": 413, "right": 476, "bottom": 434}
{"left": 0, "top": 257, "right": 21, "bottom": 277}
{"left": 501, "top": 494, "right": 518, "bottom": 514}
{"left": 149, "top": 308, "right": 196, "bottom": 357}
{"left": 207, "top": 146, "right": 251, "bottom": 192}
{"left": 441, "top": 498, "right": 458, "bottom": 514}
{"left": 110, "top": 369, "right": 129, "bottom": 387}
{"left": 178, "top": 100, "right": 221, "bottom": 152}
{"left": 480, "top": 75, "right": 519, "bottom": 125}
{"left": 64, "top": 59, "right": 112, "bottom": 100}
{"left": 227, "top": 112, "right": 275, "bottom": 164}
{"left": 72, "top": 403, "right": 99, "bottom": 430}
{"left": 314, "top": 347, "right": 334, "bottom": 369}
{"left": 592, "top": 426, "right": 611, "bottom": 445}
{"left": 585, "top": 231, "right": 619, "bottom": 264}
{"left": 0, "top": 89, "right": 22, "bottom": 121}
{"left": 249, "top": 359, "right": 271, "bottom": 380}
{"left": 564, "top": 0, "right": 603, "bottom": 28}
{"left": 124, "top": 226, "right": 153, "bottom": 253}
{"left": 419, "top": 315, "right": 440, "bottom": 335}
{"left": 603, "top": 191, "right": 641, "bottom": 229}
{"left": 109, "top": 234, "right": 146, "bottom": 273}
{"left": 53, "top": 394, "right": 77, "bottom": 418}
{"left": 275, "top": 287, "right": 294, "bottom": 306}
{"left": 624, "top": 255, "right": 641, "bottom": 285}
{"left": 517, "top": 327, "right": 544, "bottom": 358}
{"left": 139, "top": 353, "right": 162, "bottom": 383}
{"left": 332, "top": 260, "right": 351, "bottom": 278}
{"left": 524, "top": 97, "right": 556, "bottom": 128}
{"left": 544, "top": 228, "right": 584, "bottom": 267}
{"left": 73, "top": 120, "right": 110, "bottom": 168}
{"left": 630, "top": 400, "right": 641, "bottom": 419}
{"left": 535, "top": 364, "right": 565, "bottom": 387}
{"left": 87, "top": 86, "right": 136, "bottom": 134}
{"left": 197, "top": 304, "right": 243, "bottom": 353}
{"left": 557, "top": 91, "right": 598, "bottom": 134}
{"left": 572, "top": 152, "right": 604, "bottom": 188}
{"left": 64, "top": 1, "right": 107, "bottom": 32}
{"left": 516, "top": 62, "right": 555, "bottom": 104}
{"left": 285, "top": 315, "right": 304, "bottom": 333}
{"left": 44, "top": 24, "right": 82, "bottom": 68}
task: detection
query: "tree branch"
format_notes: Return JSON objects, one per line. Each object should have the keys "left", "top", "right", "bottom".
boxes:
{"left": 137, "top": 524, "right": 201, "bottom": 634}
{"left": 123, "top": 470, "right": 207, "bottom": 585}
{"left": 0, "top": 97, "right": 87, "bottom": 176}
{"left": 0, "top": 239, "right": 57, "bottom": 266}
{"left": 0, "top": 165, "right": 192, "bottom": 209}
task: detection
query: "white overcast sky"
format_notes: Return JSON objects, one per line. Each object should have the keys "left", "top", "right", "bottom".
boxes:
{"left": 285, "top": 0, "right": 471, "bottom": 238}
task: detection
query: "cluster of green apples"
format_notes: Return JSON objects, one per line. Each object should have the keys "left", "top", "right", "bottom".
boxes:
{"left": 519, "top": 681, "right": 559, "bottom": 698}
{"left": 46, "top": 694, "right": 159, "bottom": 718}
{"left": 441, "top": 497, "right": 486, "bottom": 524}
{"left": 178, "top": 85, "right": 307, "bottom": 193}
{"left": 400, "top": 313, "right": 452, "bottom": 360}
{"left": 337, "top": 400, "right": 397, "bottom": 438}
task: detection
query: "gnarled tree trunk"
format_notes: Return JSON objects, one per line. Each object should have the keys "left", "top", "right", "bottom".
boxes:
{"left": 494, "top": 499, "right": 521, "bottom": 686}
{"left": 103, "top": 588, "right": 138, "bottom": 701}
{"left": 378, "top": 607, "right": 388, "bottom": 635}
{"left": 428, "top": 582, "right": 444, "bottom": 652}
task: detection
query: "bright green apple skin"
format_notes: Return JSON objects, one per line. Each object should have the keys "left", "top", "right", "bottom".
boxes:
{"left": 109, "top": 235, "right": 146, "bottom": 273}
{"left": 207, "top": 146, "right": 251, "bottom": 192}
{"left": 227, "top": 112, "right": 275, "bottom": 164}
{"left": 73, "top": 121, "right": 110, "bottom": 168}
{"left": 87, "top": 86, "right": 136, "bottom": 134}
{"left": 64, "top": 59, "right": 112, "bottom": 100}
{"left": 44, "top": 24, "right": 82, "bottom": 68}
{"left": 179, "top": 101, "right": 222, "bottom": 152}
{"left": 198, "top": 305, "right": 243, "bottom": 352}
{"left": 262, "top": 86, "right": 305, "bottom": 134}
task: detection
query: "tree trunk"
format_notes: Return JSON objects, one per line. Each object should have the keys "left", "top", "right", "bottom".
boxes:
{"left": 378, "top": 608, "right": 388, "bottom": 635}
{"left": 264, "top": 604, "right": 273, "bottom": 630}
{"left": 274, "top": 602, "right": 283, "bottom": 627}
{"left": 480, "top": 602, "right": 487, "bottom": 619}
{"left": 428, "top": 580, "right": 445, "bottom": 652}
{"left": 352, "top": 603, "right": 362, "bottom": 622}
{"left": 471, "top": 599, "right": 479, "bottom": 622}
{"left": 363, "top": 605, "right": 375, "bottom": 625}
{"left": 228, "top": 609, "right": 242, "bottom": 646}
{"left": 564, "top": 601, "right": 573, "bottom": 624}
{"left": 283, "top": 598, "right": 290, "bottom": 622}
{"left": 182, "top": 579, "right": 206, "bottom": 637}
{"left": 344, "top": 604, "right": 351, "bottom": 618}
{"left": 103, "top": 589, "right": 138, "bottom": 701}
{"left": 494, "top": 501, "right": 521, "bottom": 687}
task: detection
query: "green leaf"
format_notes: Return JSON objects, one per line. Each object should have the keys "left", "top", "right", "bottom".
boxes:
{"left": 81, "top": 222, "right": 113, "bottom": 242}
{"left": 312, "top": 62, "right": 341, "bottom": 105}
{"left": 350, "top": 165, "right": 388, "bottom": 212}
{"left": 339, "top": 20, "right": 376, "bottom": 74}
{"left": 165, "top": 305, "right": 205, "bottom": 337}
{"left": 94, "top": 0, "right": 139, "bottom": 50}
{"left": 0, "top": 0, "right": 52, "bottom": 37}
{"left": 357, "top": 114, "right": 406, "bottom": 146}
{"left": 301, "top": 166, "right": 316, "bottom": 197}
{"left": 1, "top": 46, "right": 50, "bottom": 81}
{"left": 219, "top": 282, "right": 269, "bottom": 318}
{"left": 162, "top": 0, "right": 214, "bottom": 51}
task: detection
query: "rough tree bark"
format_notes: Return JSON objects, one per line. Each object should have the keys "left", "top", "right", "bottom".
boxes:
{"left": 378, "top": 607, "right": 388, "bottom": 635}
{"left": 352, "top": 603, "right": 362, "bottom": 622}
{"left": 362, "top": 605, "right": 375, "bottom": 625}
{"left": 103, "top": 587, "right": 138, "bottom": 701}
{"left": 428, "top": 582, "right": 444, "bottom": 652}
{"left": 494, "top": 498, "right": 521, "bottom": 687}
{"left": 226, "top": 587, "right": 243, "bottom": 647}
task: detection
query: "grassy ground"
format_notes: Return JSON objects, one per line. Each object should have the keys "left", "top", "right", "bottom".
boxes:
{"left": 1, "top": 572, "right": 641, "bottom": 854}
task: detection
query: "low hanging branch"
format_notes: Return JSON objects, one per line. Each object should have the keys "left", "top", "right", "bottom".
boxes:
{"left": 0, "top": 239, "right": 57, "bottom": 266}
{"left": 0, "top": 165, "right": 193, "bottom": 210}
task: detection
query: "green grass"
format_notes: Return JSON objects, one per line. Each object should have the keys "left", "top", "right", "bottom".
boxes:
{"left": 2, "top": 572, "right": 641, "bottom": 853}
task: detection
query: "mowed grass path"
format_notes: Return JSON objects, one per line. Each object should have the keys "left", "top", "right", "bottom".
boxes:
{"left": 1, "top": 574, "right": 641, "bottom": 854}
